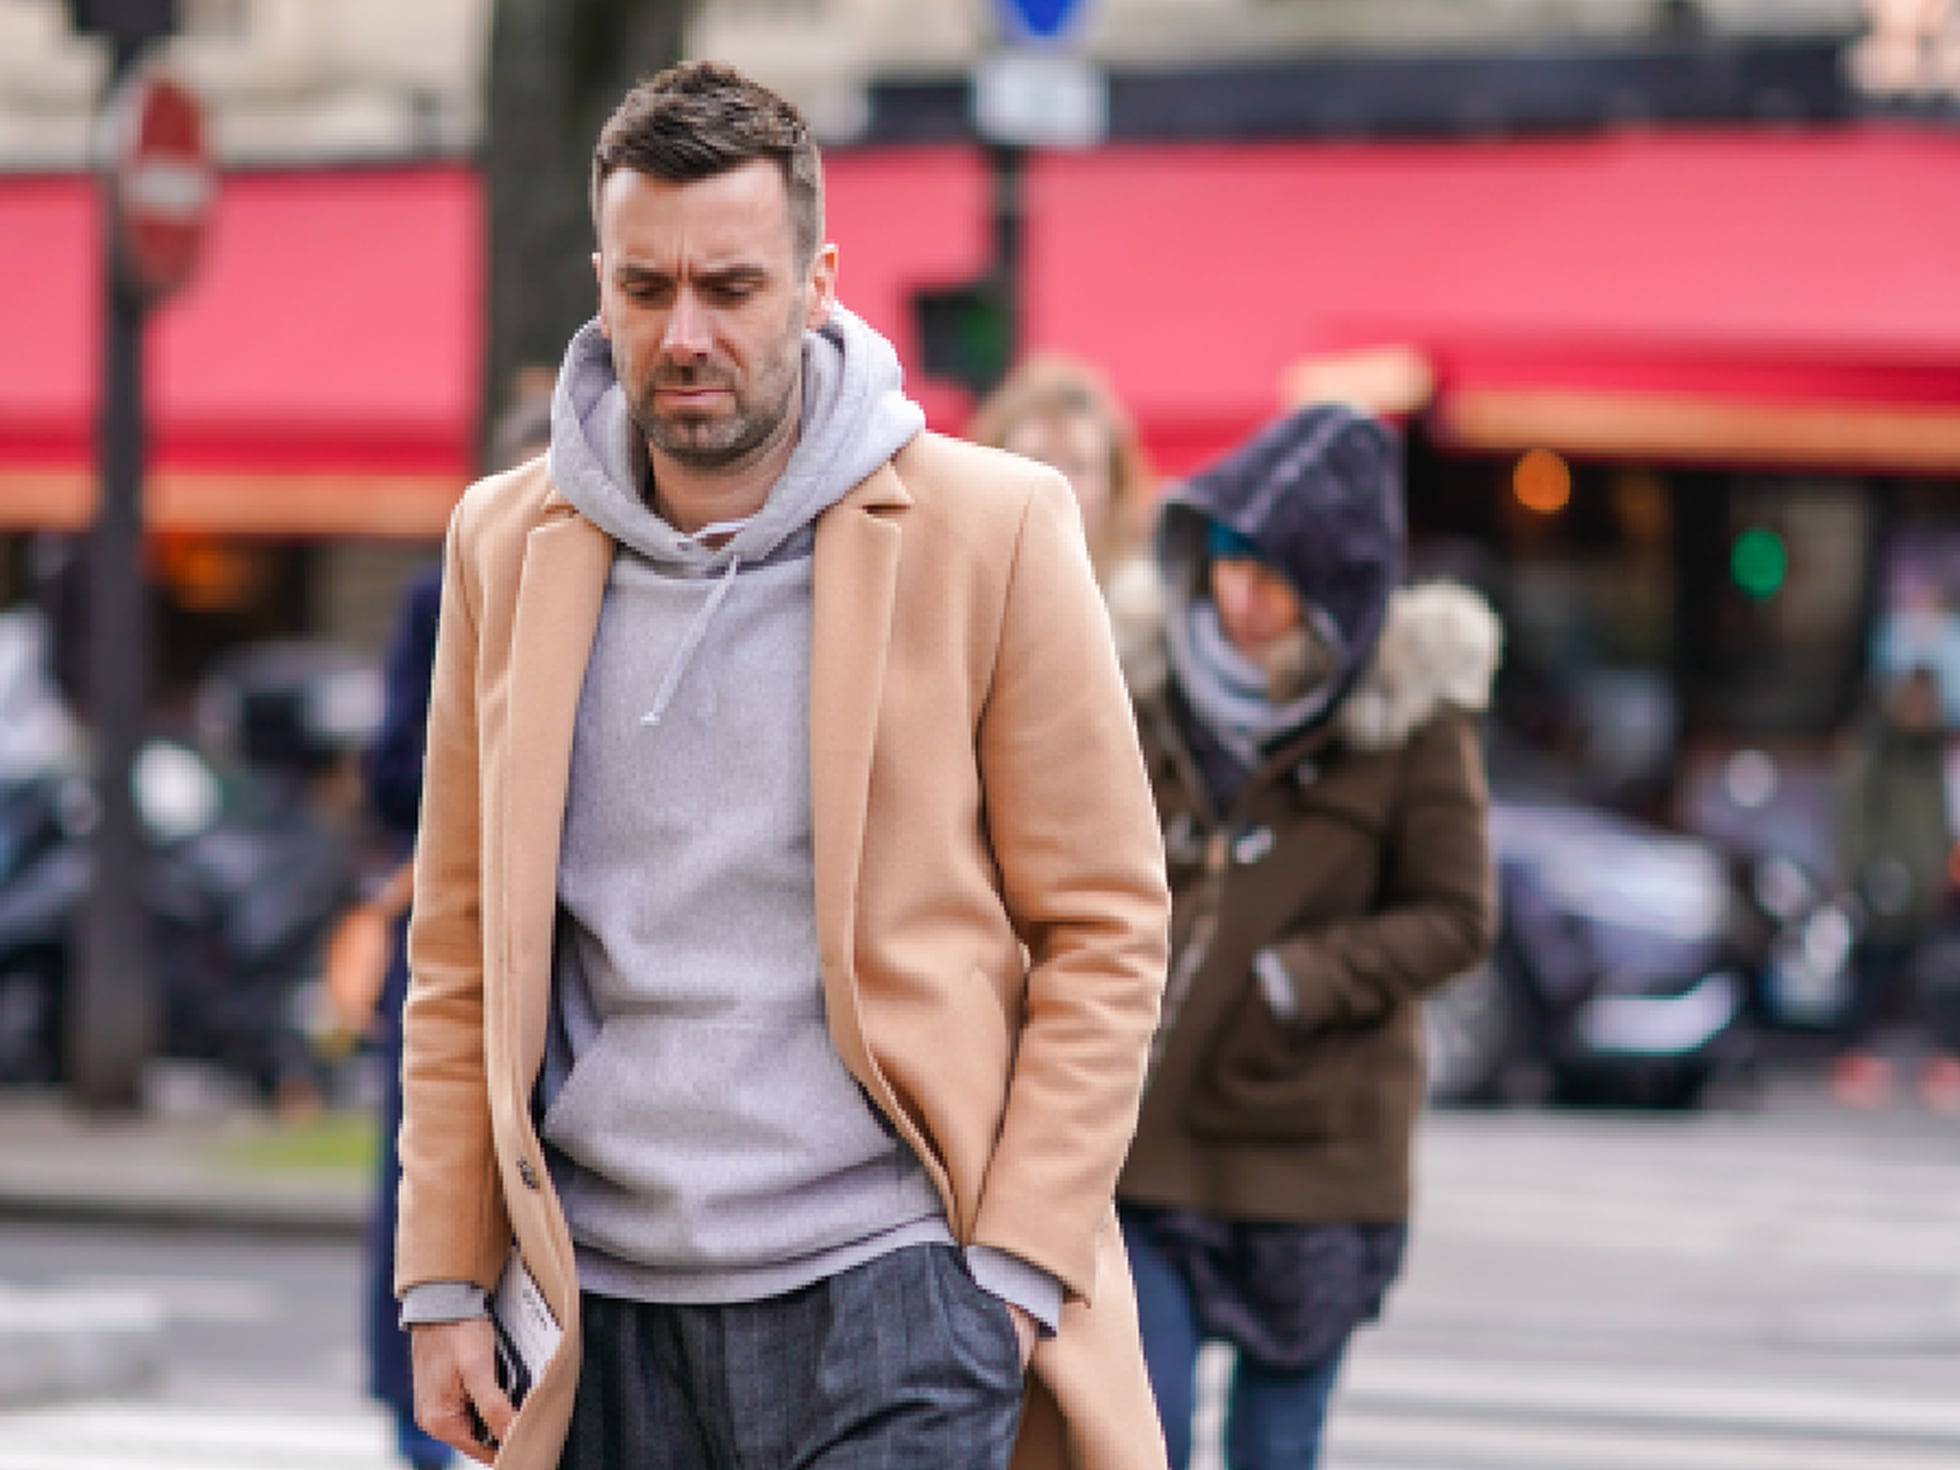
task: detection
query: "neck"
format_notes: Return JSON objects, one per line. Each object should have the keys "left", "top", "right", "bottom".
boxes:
{"left": 645, "top": 381, "right": 803, "bottom": 537}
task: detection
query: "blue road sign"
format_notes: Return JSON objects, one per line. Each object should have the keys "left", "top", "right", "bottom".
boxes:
{"left": 997, "top": 0, "right": 1088, "bottom": 43}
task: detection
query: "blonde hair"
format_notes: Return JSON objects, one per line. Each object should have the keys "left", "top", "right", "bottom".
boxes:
{"left": 969, "top": 353, "right": 1151, "bottom": 583}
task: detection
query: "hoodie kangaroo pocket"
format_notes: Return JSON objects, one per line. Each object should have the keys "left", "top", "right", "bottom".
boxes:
{"left": 1183, "top": 984, "right": 1381, "bottom": 1144}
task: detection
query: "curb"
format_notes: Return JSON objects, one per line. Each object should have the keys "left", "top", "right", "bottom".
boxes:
{"left": 0, "top": 1093, "right": 371, "bottom": 1240}
{"left": 0, "top": 1182, "right": 367, "bottom": 1239}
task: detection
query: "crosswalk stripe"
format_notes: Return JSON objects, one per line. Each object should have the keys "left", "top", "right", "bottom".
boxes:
{"left": 0, "top": 1403, "right": 394, "bottom": 1469}
{"left": 1326, "top": 1409, "right": 1960, "bottom": 1470}
{"left": 54, "top": 1276, "right": 279, "bottom": 1327}
{"left": 1342, "top": 1356, "right": 1960, "bottom": 1442}
{"left": 1191, "top": 1341, "right": 1960, "bottom": 1470}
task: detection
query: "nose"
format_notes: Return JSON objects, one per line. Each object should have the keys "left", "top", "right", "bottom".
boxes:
{"left": 661, "top": 289, "right": 711, "bottom": 358}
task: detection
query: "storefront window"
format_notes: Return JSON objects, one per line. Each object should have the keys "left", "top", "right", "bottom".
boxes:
{"left": 1409, "top": 444, "right": 1679, "bottom": 805}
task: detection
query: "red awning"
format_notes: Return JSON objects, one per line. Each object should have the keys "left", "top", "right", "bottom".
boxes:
{"left": 824, "top": 146, "right": 991, "bottom": 433}
{"left": 0, "top": 166, "right": 484, "bottom": 535}
{"left": 1024, "top": 128, "right": 1960, "bottom": 476}
{"left": 0, "top": 147, "right": 989, "bottom": 536}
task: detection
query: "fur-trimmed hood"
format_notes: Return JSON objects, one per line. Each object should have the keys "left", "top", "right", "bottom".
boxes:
{"left": 1109, "top": 560, "right": 1501, "bottom": 751}
{"left": 1155, "top": 405, "right": 1404, "bottom": 736}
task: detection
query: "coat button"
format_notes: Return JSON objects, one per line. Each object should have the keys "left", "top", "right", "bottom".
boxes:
{"left": 1165, "top": 811, "right": 1204, "bottom": 864}
{"left": 1233, "top": 827, "right": 1275, "bottom": 866}
{"left": 517, "top": 1159, "right": 540, "bottom": 1190}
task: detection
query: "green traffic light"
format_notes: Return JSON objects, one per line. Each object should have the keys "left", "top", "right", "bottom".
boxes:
{"left": 1731, "top": 527, "right": 1787, "bottom": 601}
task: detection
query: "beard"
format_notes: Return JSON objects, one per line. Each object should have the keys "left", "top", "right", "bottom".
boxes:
{"left": 621, "top": 307, "right": 805, "bottom": 471}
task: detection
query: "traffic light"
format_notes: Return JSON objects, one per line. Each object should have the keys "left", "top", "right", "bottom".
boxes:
{"left": 1730, "top": 526, "right": 1788, "bottom": 601}
{"left": 913, "top": 280, "right": 1014, "bottom": 395}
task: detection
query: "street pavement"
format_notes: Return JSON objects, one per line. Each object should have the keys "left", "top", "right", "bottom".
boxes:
{"left": 0, "top": 1073, "right": 1955, "bottom": 1470}
{"left": 1233, "top": 1087, "right": 1960, "bottom": 1470}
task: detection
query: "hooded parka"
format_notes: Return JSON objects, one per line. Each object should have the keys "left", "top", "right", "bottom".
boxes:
{"left": 1115, "top": 407, "right": 1500, "bottom": 1227}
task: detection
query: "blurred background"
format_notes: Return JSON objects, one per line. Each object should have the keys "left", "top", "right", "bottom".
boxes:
{"left": 0, "top": 2, "right": 1957, "bottom": 1467}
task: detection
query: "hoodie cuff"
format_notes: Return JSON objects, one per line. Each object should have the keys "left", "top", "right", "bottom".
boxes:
{"left": 965, "top": 1244, "right": 1063, "bottom": 1338}
{"left": 399, "top": 1280, "right": 491, "bottom": 1328}
{"left": 1254, "top": 948, "right": 1300, "bottom": 1021}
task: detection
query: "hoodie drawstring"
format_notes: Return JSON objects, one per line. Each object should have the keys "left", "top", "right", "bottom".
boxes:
{"left": 641, "top": 517, "right": 751, "bottom": 728}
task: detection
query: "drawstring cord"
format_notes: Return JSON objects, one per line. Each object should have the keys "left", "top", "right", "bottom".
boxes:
{"left": 641, "top": 516, "right": 750, "bottom": 728}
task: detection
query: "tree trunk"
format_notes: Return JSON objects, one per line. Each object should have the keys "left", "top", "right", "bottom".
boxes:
{"left": 483, "top": 0, "right": 693, "bottom": 445}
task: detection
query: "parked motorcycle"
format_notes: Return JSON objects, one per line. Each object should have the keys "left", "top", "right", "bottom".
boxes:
{"left": 0, "top": 631, "right": 375, "bottom": 1102}
{"left": 0, "top": 737, "right": 354, "bottom": 1099}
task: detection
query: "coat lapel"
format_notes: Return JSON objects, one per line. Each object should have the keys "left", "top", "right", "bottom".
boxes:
{"left": 503, "top": 497, "right": 613, "bottom": 1093}
{"left": 808, "top": 464, "right": 910, "bottom": 1056}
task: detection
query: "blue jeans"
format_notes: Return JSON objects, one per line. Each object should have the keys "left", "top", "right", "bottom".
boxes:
{"left": 1122, "top": 1211, "right": 1349, "bottom": 1470}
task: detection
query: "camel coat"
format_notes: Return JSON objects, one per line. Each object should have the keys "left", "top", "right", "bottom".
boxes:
{"left": 397, "top": 432, "right": 1172, "bottom": 1470}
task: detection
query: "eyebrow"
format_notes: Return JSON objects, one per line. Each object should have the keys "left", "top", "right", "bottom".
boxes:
{"left": 613, "top": 262, "right": 772, "bottom": 287}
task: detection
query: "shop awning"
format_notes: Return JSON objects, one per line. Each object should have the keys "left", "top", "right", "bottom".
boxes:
{"left": 0, "top": 148, "right": 989, "bottom": 537}
{"left": 1024, "top": 128, "right": 1960, "bottom": 476}
{"left": 0, "top": 166, "right": 484, "bottom": 536}
{"left": 824, "top": 146, "right": 991, "bottom": 433}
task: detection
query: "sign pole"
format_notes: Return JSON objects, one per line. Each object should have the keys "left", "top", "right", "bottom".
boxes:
{"left": 65, "top": 3, "right": 209, "bottom": 1110}
{"left": 986, "top": 139, "right": 1025, "bottom": 384}
{"left": 71, "top": 26, "right": 159, "bottom": 1110}
{"left": 969, "top": 0, "right": 1099, "bottom": 392}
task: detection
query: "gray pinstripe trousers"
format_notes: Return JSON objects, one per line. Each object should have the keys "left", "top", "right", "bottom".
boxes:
{"left": 558, "top": 1244, "right": 1025, "bottom": 1470}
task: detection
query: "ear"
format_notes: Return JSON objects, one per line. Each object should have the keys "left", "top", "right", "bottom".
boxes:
{"left": 591, "top": 250, "right": 610, "bottom": 337}
{"left": 803, "top": 243, "right": 839, "bottom": 331}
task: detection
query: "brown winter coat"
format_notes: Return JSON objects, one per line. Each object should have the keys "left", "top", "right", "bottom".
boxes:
{"left": 1115, "top": 582, "right": 1499, "bottom": 1225}
{"left": 397, "top": 435, "right": 1172, "bottom": 1470}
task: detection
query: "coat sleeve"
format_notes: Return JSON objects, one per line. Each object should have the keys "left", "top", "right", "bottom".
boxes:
{"left": 1263, "top": 713, "right": 1496, "bottom": 1031}
{"left": 970, "top": 473, "right": 1171, "bottom": 1304}
{"left": 394, "top": 502, "right": 511, "bottom": 1298}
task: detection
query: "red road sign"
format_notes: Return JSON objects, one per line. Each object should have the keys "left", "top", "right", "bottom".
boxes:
{"left": 105, "top": 66, "right": 212, "bottom": 302}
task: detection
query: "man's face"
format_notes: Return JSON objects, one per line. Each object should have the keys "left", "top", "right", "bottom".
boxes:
{"left": 593, "top": 159, "right": 836, "bottom": 471}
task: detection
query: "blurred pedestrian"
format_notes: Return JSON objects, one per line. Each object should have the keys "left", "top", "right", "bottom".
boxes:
{"left": 969, "top": 353, "right": 1150, "bottom": 587}
{"left": 396, "top": 61, "right": 1169, "bottom": 1470}
{"left": 1113, "top": 404, "right": 1499, "bottom": 1470}
{"left": 1833, "top": 665, "right": 1960, "bottom": 1111}
{"left": 349, "top": 383, "right": 553, "bottom": 1470}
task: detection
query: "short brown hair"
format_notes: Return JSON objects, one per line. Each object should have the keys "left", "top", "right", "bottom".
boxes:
{"left": 591, "top": 61, "right": 824, "bottom": 266}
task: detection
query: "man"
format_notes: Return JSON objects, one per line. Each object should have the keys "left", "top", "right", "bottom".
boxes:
{"left": 396, "top": 62, "right": 1170, "bottom": 1470}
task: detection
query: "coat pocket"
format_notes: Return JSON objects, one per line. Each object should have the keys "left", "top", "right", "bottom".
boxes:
{"left": 1181, "top": 982, "right": 1391, "bottom": 1145}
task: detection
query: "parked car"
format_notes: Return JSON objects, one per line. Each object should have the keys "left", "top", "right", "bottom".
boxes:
{"left": 1424, "top": 744, "right": 1856, "bottom": 1109}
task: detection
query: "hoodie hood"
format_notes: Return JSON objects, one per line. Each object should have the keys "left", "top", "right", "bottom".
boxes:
{"left": 546, "top": 301, "right": 924, "bottom": 571}
{"left": 1155, "top": 404, "right": 1404, "bottom": 740}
